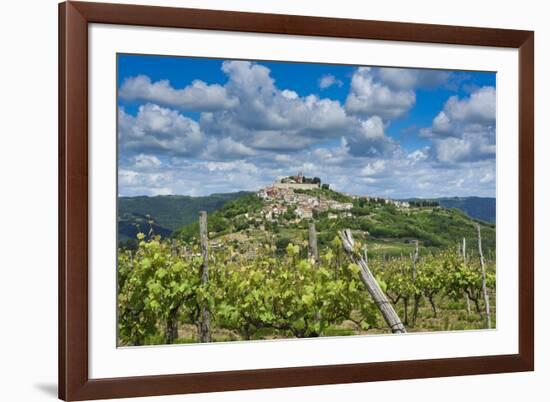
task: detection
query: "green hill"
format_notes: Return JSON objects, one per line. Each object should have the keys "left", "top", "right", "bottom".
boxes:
{"left": 173, "top": 190, "right": 495, "bottom": 258}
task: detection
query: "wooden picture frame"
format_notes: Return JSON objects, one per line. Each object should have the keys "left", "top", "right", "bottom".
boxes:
{"left": 59, "top": 1, "right": 534, "bottom": 400}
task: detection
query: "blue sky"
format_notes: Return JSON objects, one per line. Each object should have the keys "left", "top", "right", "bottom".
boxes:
{"left": 117, "top": 54, "right": 496, "bottom": 198}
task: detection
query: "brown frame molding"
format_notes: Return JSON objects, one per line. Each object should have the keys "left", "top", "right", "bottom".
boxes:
{"left": 59, "top": 1, "right": 534, "bottom": 400}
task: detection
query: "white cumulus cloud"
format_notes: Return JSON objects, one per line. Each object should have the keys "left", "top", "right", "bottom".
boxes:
{"left": 420, "top": 86, "right": 496, "bottom": 164}
{"left": 200, "top": 61, "right": 350, "bottom": 151}
{"left": 202, "top": 137, "right": 257, "bottom": 160}
{"left": 118, "top": 104, "right": 205, "bottom": 156}
{"left": 345, "top": 67, "right": 416, "bottom": 120}
{"left": 346, "top": 116, "right": 397, "bottom": 157}
{"left": 376, "top": 68, "right": 449, "bottom": 90}
{"left": 319, "top": 74, "right": 343, "bottom": 89}
{"left": 119, "top": 75, "right": 239, "bottom": 111}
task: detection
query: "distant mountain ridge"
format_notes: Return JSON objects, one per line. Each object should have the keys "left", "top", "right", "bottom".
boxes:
{"left": 402, "top": 197, "right": 495, "bottom": 223}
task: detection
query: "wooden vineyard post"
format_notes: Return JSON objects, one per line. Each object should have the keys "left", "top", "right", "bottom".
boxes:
{"left": 165, "top": 307, "right": 179, "bottom": 344}
{"left": 476, "top": 224, "right": 491, "bottom": 329}
{"left": 165, "top": 240, "right": 181, "bottom": 344}
{"left": 412, "top": 240, "right": 419, "bottom": 283}
{"left": 171, "top": 238, "right": 178, "bottom": 257}
{"left": 411, "top": 240, "right": 420, "bottom": 327}
{"left": 198, "top": 211, "right": 212, "bottom": 342}
{"left": 308, "top": 221, "right": 319, "bottom": 265}
{"left": 339, "top": 229, "right": 406, "bottom": 334}
{"left": 462, "top": 237, "right": 472, "bottom": 315}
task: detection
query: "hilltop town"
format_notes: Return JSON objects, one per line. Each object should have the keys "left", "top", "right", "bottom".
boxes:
{"left": 257, "top": 173, "right": 410, "bottom": 223}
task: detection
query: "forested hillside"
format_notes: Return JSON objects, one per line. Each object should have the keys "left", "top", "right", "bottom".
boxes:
{"left": 118, "top": 192, "right": 249, "bottom": 242}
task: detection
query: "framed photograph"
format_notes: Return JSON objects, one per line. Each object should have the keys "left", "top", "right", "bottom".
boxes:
{"left": 59, "top": 1, "right": 534, "bottom": 400}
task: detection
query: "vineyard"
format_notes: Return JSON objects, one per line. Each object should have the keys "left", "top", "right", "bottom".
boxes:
{"left": 117, "top": 213, "right": 495, "bottom": 346}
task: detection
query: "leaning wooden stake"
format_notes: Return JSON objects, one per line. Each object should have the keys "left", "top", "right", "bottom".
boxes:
{"left": 462, "top": 237, "right": 472, "bottom": 315}
{"left": 198, "top": 211, "right": 212, "bottom": 342}
{"left": 339, "top": 229, "right": 406, "bottom": 333}
{"left": 476, "top": 224, "right": 491, "bottom": 329}
{"left": 308, "top": 221, "right": 319, "bottom": 265}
